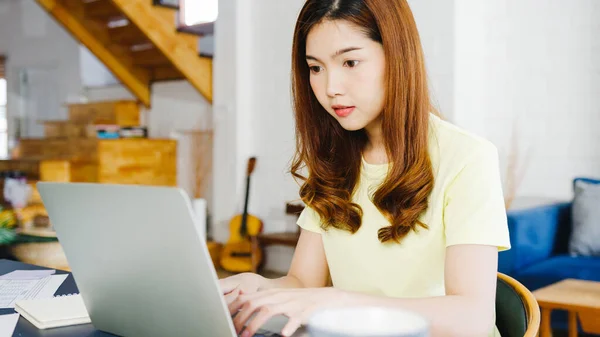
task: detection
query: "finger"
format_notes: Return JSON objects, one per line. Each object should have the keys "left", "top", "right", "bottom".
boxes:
{"left": 229, "top": 288, "right": 274, "bottom": 316}
{"left": 281, "top": 303, "right": 318, "bottom": 336}
{"left": 241, "top": 304, "right": 282, "bottom": 337}
{"left": 281, "top": 317, "right": 303, "bottom": 337}
{"left": 225, "top": 288, "right": 241, "bottom": 313}
{"left": 232, "top": 293, "right": 282, "bottom": 333}
{"left": 232, "top": 296, "right": 261, "bottom": 333}
{"left": 229, "top": 290, "right": 254, "bottom": 316}
{"left": 224, "top": 287, "right": 239, "bottom": 302}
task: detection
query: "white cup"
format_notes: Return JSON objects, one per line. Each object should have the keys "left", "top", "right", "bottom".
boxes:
{"left": 307, "top": 306, "right": 429, "bottom": 337}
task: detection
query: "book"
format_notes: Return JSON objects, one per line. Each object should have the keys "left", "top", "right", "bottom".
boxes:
{"left": 14, "top": 294, "right": 91, "bottom": 329}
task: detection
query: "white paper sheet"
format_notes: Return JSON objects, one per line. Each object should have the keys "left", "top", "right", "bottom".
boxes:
{"left": 0, "top": 270, "right": 56, "bottom": 280}
{"left": 0, "top": 313, "right": 19, "bottom": 336}
{"left": 0, "top": 274, "right": 68, "bottom": 309}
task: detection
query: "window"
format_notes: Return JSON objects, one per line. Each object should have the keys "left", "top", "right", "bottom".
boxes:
{"left": 182, "top": 0, "right": 218, "bottom": 26}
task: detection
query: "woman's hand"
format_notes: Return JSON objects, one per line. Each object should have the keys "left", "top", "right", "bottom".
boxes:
{"left": 219, "top": 272, "right": 266, "bottom": 311}
{"left": 229, "top": 287, "right": 344, "bottom": 337}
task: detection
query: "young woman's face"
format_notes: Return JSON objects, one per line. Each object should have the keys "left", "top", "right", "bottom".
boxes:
{"left": 306, "top": 20, "right": 386, "bottom": 131}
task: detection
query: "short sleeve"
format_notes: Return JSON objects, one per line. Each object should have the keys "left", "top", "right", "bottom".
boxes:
{"left": 297, "top": 206, "right": 323, "bottom": 233}
{"left": 443, "top": 143, "right": 511, "bottom": 251}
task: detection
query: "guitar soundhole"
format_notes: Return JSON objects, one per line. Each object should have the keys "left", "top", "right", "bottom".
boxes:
{"left": 230, "top": 252, "right": 252, "bottom": 257}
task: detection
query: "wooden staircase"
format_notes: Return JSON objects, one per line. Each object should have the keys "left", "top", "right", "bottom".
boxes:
{"left": 34, "top": 0, "right": 213, "bottom": 107}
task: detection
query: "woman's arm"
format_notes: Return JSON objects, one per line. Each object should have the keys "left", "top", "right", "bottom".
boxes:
{"left": 260, "top": 228, "right": 329, "bottom": 290}
{"left": 231, "top": 244, "right": 499, "bottom": 337}
{"left": 341, "top": 244, "right": 498, "bottom": 337}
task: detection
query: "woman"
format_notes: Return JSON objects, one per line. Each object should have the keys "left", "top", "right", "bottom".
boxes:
{"left": 220, "top": 1, "right": 511, "bottom": 336}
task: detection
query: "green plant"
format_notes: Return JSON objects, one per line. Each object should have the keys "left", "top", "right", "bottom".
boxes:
{"left": 0, "top": 207, "right": 17, "bottom": 245}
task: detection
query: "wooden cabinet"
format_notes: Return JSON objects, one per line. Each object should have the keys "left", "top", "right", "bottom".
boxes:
{"left": 98, "top": 139, "right": 176, "bottom": 186}
{"left": 0, "top": 99, "right": 178, "bottom": 214}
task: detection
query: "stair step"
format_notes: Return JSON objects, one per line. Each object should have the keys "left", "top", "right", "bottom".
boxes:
{"left": 152, "top": 0, "right": 179, "bottom": 10}
{"left": 131, "top": 46, "right": 171, "bottom": 67}
{"left": 83, "top": 0, "right": 124, "bottom": 22}
{"left": 176, "top": 22, "right": 214, "bottom": 36}
{"left": 150, "top": 65, "right": 184, "bottom": 82}
{"left": 108, "top": 23, "right": 150, "bottom": 46}
{"left": 197, "top": 35, "right": 214, "bottom": 58}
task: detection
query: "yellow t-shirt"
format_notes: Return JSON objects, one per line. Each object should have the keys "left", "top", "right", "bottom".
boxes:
{"left": 297, "top": 113, "right": 510, "bottom": 336}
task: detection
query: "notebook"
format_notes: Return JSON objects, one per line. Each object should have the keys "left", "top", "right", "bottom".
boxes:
{"left": 14, "top": 294, "right": 91, "bottom": 329}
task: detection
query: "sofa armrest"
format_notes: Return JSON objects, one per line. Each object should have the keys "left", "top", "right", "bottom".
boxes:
{"left": 498, "top": 202, "right": 572, "bottom": 275}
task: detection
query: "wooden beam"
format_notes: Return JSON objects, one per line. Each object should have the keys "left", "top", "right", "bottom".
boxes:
{"left": 111, "top": 0, "right": 213, "bottom": 102}
{"left": 149, "top": 6, "right": 198, "bottom": 51}
{"left": 35, "top": 0, "right": 152, "bottom": 107}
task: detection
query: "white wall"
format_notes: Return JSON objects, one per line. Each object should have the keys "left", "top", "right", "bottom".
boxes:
{"left": 0, "top": 0, "right": 82, "bottom": 142}
{"left": 213, "top": 0, "right": 306, "bottom": 272}
{"left": 80, "top": 47, "right": 119, "bottom": 88}
{"left": 408, "top": 0, "right": 455, "bottom": 120}
{"left": 453, "top": 0, "right": 600, "bottom": 202}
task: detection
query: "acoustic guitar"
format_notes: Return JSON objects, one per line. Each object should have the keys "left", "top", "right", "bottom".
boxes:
{"left": 220, "top": 157, "right": 264, "bottom": 273}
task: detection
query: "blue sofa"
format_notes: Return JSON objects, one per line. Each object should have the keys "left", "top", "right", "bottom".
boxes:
{"left": 499, "top": 178, "right": 600, "bottom": 333}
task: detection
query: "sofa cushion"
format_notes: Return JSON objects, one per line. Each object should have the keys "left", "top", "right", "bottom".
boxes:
{"left": 502, "top": 203, "right": 572, "bottom": 274}
{"left": 569, "top": 179, "right": 600, "bottom": 256}
{"left": 515, "top": 255, "right": 600, "bottom": 291}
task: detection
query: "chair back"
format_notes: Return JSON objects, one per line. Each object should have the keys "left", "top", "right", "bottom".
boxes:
{"left": 496, "top": 273, "right": 540, "bottom": 337}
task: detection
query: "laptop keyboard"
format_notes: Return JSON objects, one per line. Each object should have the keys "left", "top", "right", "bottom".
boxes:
{"left": 254, "top": 328, "right": 282, "bottom": 337}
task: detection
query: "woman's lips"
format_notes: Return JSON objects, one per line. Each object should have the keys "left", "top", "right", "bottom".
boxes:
{"left": 332, "top": 106, "right": 355, "bottom": 117}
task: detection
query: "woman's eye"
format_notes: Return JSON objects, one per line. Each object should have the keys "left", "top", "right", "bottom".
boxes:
{"left": 309, "top": 65, "right": 322, "bottom": 73}
{"left": 345, "top": 60, "right": 360, "bottom": 68}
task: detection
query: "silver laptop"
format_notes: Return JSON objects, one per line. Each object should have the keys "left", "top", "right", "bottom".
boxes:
{"left": 37, "top": 182, "right": 305, "bottom": 337}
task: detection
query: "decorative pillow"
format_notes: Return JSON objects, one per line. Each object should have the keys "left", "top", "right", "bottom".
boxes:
{"left": 569, "top": 179, "right": 600, "bottom": 256}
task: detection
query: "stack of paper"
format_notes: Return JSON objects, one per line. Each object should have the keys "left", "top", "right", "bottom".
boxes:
{"left": 0, "top": 270, "right": 56, "bottom": 280}
{"left": 15, "top": 294, "right": 91, "bottom": 329}
{"left": 0, "top": 269, "right": 68, "bottom": 309}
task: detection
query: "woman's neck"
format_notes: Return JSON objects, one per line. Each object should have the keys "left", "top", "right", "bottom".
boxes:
{"left": 363, "top": 118, "right": 388, "bottom": 164}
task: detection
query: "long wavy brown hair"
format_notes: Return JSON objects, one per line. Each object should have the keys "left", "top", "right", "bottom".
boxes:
{"left": 290, "top": 0, "right": 434, "bottom": 243}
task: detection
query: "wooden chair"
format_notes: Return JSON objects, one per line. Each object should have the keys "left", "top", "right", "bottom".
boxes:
{"left": 496, "top": 272, "right": 541, "bottom": 337}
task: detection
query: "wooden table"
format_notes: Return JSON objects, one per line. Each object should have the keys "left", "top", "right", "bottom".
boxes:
{"left": 251, "top": 203, "right": 303, "bottom": 273}
{"left": 533, "top": 279, "right": 600, "bottom": 337}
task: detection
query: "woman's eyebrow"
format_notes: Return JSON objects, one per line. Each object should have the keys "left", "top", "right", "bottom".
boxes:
{"left": 306, "top": 46, "right": 363, "bottom": 61}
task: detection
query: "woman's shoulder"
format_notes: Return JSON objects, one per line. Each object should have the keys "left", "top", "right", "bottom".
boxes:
{"left": 428, "top": 113, "right": 499, "bottom": 176}
{"left": 429, "top": 113, "right": 496, "bottom": 151}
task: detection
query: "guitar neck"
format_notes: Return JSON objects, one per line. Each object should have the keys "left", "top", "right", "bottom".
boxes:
{"left": 239, "top": 175, "right": 251, "bottom": 236}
